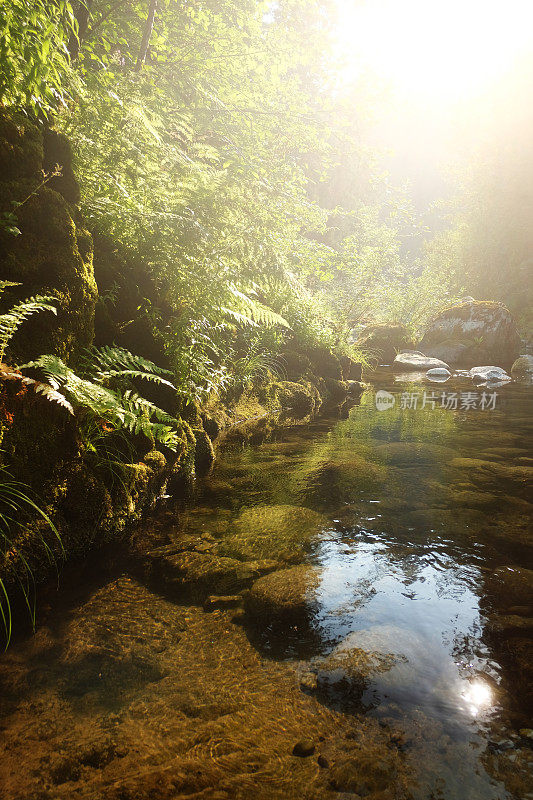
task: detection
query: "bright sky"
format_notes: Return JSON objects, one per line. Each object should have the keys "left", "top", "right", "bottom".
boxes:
{"left": 336, "top": 0, "right": 533, "bottom": 103}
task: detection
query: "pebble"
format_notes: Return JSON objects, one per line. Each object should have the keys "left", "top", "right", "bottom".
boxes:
{"left": 317, "top": 754, "right": 329, "bottom": 768}
{"left": 292, "top": 739, "right": 315, "bottom": 757}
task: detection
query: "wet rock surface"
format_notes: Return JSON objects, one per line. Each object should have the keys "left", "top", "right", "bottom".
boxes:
{"left": 219, "top": 504, "right": 327, "bottom": 562}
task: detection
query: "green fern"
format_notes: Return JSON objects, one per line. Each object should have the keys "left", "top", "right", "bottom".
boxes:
{"left": 223, "top": 284, "right": 290, "bottom": 329}
{"left": 21, "top": 352, "right": 183, "bottom": 451}
{"left": 84, "top": 345, "right": 176, "bottom": 389}
{"left": 0, "top": 281, "right": 57, "bottom": 363}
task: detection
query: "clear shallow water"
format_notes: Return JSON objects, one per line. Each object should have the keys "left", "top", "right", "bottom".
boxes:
{"left": 0, "top": 372, "right": 531, "bottom": 799}
{"left": 198, "top": 372, "right": 533, "bottom": 797}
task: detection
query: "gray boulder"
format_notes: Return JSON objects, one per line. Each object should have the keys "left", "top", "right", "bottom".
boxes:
{"left": 419, "top": 300, "right": 520, "bottom": 368}
{"left": 426, "top": 367, "right": 451, "bottom": 379}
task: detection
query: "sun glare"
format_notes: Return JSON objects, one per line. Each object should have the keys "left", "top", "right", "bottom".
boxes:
{"left": 336, "top": 0, "right": 533, "bottom": 102}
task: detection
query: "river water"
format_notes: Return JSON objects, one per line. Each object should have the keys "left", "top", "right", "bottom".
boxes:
{"left": 0, "top": 371, "right": 531, "bottom": 799}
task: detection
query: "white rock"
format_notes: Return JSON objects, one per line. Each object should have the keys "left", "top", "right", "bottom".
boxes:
{"left": 393, "top": 352, "right": 450, "bottom": 371}
{"left": 469, "top": 366, "right": 511, "bottom": 382}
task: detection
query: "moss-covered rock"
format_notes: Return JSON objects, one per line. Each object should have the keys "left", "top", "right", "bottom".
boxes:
{"left": 220, "top": 504, "right": 327, "bottom": 562}
{"left": 353, "top": 323, "right": 415, "bottom": 364}
{"left": 275, "top": 380, "right": 322, "bottom": 418}
{"left": 0, "top": 111, "right": 97, "bottom": 363}
{"left": 192, "top": 428, "right": 215, "bottom": 474}
{"left": 245, "top": 565, "right": 320, "bottom": 623}
{"left": 419, "top": 300, "right": 521, "bottom": 368}
{"left": 511, "top": 355, "right": 533, "bottom": 375}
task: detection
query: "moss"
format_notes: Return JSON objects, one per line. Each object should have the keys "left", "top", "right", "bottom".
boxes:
{"left": 274, "top": 380, "right": 321, "bottom": 417}
{"left": 0, "top": 112, "right": 97, "bottom": 364}
{"left": 353, "top": 323, "right": 415, "bottom": 364}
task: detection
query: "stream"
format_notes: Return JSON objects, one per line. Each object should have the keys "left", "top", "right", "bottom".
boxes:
{"left": 0, "top": 370, "right": 532, "bottom": 799}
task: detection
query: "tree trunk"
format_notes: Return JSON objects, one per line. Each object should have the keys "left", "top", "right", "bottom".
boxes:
{"left": 68, "top": 0, "right": 94, "bottom": 60}
{"left": 135, "top": 0, "right": 158, "bottom": 72}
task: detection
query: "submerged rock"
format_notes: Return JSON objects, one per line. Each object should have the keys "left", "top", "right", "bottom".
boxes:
{"left": 485, "top": 567, "right": 533, "bottom": 608}
{"left": 448, "top": 457, "right": 533, "bottom": 500}
{"left": 374, "top": 441, "right": 456, "bottom": 466}
{"left": 245, "top": 565, "right": 320, "bottom": 623}
{"left": 150, "top": 546, "right": 278, "bottom": 600}
{"left": 393, "top": 351, "right": 450, "bottom": 371}
{"left": 220, "top": 504, "right": 327, "bottom": 561}
{"left": 330, "top": 752, "right": 398, "bottom": 795}
{"left": 419, "top": 300, "right": 520, "bottom": 368}
{"left": 292, "top": 739, "right": 315, "bottom": 757}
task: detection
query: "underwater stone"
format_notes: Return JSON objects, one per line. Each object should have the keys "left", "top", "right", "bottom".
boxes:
{"left": 245, "top": 565, "right": 320, "bottom": 623}
{"left": 220, "top": 504, "right": 327, "bottom": 562}
{"left": 292, "top": 739, "right": 315, "bottom": 757}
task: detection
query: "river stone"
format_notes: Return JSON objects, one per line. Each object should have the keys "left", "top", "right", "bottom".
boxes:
{"left": 511, "top": 355, "right": 533, "bottom": 375}
{"left": 419, "top": 300, "right": 520, "bottom": 368}
{"left": 374, "top": 441, "right": 456, "bottom": 466}
{"left": 469, "top": 365, "right": 511, "bottom": 383}
{"left": 393, "top": 352, "right": 450, "bottom": 371}
{"left": 292, "top": 739, "right": 315, "bottom": 757}
{"left": 219, "top": 505, "right": 326, "bottom": 561}
{"left": 426, "top": 367, "right": 451, "bottom": 378}
{"left": 330, "top": 753, "right": 397, "bottom": 795}
{"left": 153, "top": 548, "right": 278, "bottom": 600}
{"left": 245, "top": 565, "right": 320, "bottom": 623}
{"left": 448, "top": 457, "right": 533, "bottom": 500}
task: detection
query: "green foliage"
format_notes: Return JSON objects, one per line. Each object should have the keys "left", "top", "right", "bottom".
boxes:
{"left": 0, "top": 465, "right": 62, "bottom": 646}
{"left": 0, "top": 0, "right": 76, "bottom": 114}
{"left": 21, "top": 349, "right": 184, "bottom": 451}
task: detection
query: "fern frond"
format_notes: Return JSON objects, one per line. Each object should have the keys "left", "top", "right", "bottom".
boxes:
{"left": 84, "top": 346, "right": 176, "bottom": 389}
{"left": 0, "top": 362, "right": 74, "bottom": 415}
{"left": 224, "top": 285, "right": 290, "bottom": 329}
{"left": 20, "top": 356, "right": 182, "bottom": 451}
{"left": 0, "top": 295, "right": 56, "bottom": 363}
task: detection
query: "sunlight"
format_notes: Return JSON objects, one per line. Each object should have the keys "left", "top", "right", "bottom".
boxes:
{"left": 336, "top": 0, "right": 533, "bottom": 102}
{"left": 461, "top": 679, "right": 494, "bottom": 716}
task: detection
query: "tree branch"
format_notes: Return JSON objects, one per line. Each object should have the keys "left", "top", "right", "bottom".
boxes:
{"left": 135, "top": 0, "right": 158, "bottom": 72}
